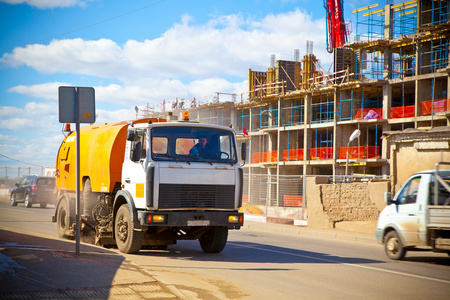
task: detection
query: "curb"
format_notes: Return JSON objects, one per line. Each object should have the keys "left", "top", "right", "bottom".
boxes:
{"left": 242, "top": 219, "right": 378, "bottom": 245}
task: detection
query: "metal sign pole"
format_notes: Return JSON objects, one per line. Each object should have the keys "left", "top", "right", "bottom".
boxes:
{"left": 58, "top": 86, "right": 95, "bottom": 256}
{"left": 75, "top": 88, "right": 81, "bottom": 255}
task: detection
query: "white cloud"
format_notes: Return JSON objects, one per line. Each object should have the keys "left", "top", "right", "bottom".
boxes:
{"left": 95, "top": 107, "right": 136, "bottom": 124}
{"left": 0, "top": 102, "right": 58, "bottom": 131}
{"left": 0, "top": 0, "right": 89, "bottom": 9}
{"left": 1, "top": 9, "right": 329, "bottom": 81}
{"left": 8, "top": 82, "right": 70, "bottom": 100}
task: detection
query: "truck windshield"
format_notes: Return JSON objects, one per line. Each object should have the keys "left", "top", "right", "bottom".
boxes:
{"left": 151, "top": 126, "right": 237, "bottom": 164}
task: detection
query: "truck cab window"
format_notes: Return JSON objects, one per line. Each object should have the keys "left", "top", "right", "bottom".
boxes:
{"left": 151, "top": 126, "right": 237, "bottom": 163}
{"left": 131, "top": 130, "right": 147, "bottom": 162}
{"left": 397, "top": 177, "right": 420, "bottom": 204}
{"left": 152, "top": 137, "right": 168, "bottom": 154}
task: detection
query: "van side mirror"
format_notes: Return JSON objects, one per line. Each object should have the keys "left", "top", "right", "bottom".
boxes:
{"left": 384, "top": 192, "right": 393, "bottom": 205}
{"left": 241, "top": 142, "right": 247, "bottom": 163}
{"left": 127, "top": 131, "right": 136, "bottom": 141}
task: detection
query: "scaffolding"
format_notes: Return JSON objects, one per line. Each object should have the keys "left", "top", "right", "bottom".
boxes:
{"left": 392, "top": 1, "right": 418, "bottom": 39}
{"left": 311, "top": 93, "right": 334, "bottom": 124}
{"left": 282, "top": 97, "right": 305, "bottom": 126}
{"left": 284, "top": 129, "right": 304, "bottom": 162}
{"left": 420, "top": 0, "right": 449, "bottom": 27}
{"left": 353, "top": 3, "right": 384, "bottom": 42}
{"left": 310, "top": 128, "right": 333, "bottom": 160}
{"left": 236, "top": 107, "right": 250, "bottom": 132}
{"left": 340, "top": 88, "right": 383, "bottom": 121}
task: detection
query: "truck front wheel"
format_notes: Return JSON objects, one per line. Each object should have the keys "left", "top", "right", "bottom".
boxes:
{"left": 199, "top": 226, "right": 228, "bottom": 253}
{"left": 384, "top": 231, "right": 406, "bottom": 260}
{"left": 115, "top": 204, "right": 143, "bottom": 254}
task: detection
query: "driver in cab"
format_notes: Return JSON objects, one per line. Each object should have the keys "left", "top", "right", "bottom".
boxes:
{"left": 189, "top": 136, "right": 215, "bottom": 157}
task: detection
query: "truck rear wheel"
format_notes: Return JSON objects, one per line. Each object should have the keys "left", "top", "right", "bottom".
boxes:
{"left": 384, "top": 231, "right": 406, "bottom": 260}
{"left": 56, "top": 199, "right": 72, "bottom": 238}
{"left": 115, "top": 204, "right": 143, "bottom": 254}
{"left": 199, "top": 226, "right": 228, "bottom": 253}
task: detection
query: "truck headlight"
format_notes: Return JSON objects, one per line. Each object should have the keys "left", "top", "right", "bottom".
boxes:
{"left": 147, "top": 215, "right": 166, "bottom": 223}
{"left": 228, "top": 215, "right": 242, "bottom": 224}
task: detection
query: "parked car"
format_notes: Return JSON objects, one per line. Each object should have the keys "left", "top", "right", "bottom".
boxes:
{"left": 10, "top": 175, "right": 56, "bottom": 208}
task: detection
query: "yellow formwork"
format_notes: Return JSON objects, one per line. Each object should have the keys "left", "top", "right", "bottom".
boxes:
{"left": 55, "top": 118, "right": 164, "bottom": 194}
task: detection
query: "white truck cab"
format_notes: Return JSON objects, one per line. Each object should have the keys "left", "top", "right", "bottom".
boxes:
{"left": 376, "top": 162, "right": 450, "bottom": 260}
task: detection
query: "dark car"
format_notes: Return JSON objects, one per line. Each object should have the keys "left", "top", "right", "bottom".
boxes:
{"left": 10, "top": 175, "right": 56, "bottom": 208}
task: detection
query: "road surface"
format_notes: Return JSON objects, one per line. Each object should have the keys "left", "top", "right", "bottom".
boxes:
{"left": 1, "top": 199, "right": 449, "bottom": 299}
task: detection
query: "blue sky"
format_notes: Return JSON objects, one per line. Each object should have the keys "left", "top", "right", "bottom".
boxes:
{"left": 0, "top": 0, "right": 387, "bottom": 173}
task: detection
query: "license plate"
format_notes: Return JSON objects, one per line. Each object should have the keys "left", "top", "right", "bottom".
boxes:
{"left": 187, "top": 220, "right": 210, "bottom": 226}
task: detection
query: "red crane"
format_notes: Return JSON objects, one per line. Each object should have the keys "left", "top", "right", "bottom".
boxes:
{"left": 324, "top": 0, "right": 348, "bottom": 53}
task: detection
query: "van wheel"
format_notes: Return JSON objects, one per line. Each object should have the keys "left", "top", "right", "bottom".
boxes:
{"left": 384, "top": 231, "right": 406, "bottom": 260}
{"left": 24, "top": 193, "right": 32, "bottom": 208}
{"left": 10, "top": 193, "right": 17, "bottom": 206}
{"left": 115, "top": 204, "right": 143, "bottom": 254}
{"left": 199, "top": 226, "right": 228, "bottom": 253}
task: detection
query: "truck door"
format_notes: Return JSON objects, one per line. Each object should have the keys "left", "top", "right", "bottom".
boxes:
{"left": 123, "top": 128, "right": 148, "bottom": 209}
{"left": 392, "top": 175, "right": 424, "bottom": 245}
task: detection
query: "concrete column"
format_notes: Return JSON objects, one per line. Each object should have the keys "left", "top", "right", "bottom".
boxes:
{"left": 383, "top": 4, "right": 392, "bottom": 80}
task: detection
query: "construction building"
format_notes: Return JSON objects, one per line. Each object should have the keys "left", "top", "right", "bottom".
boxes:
{"left": 141, "top": 0, "right": 450, "bottom": 223}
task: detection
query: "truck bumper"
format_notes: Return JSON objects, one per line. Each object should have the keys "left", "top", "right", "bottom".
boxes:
{"left": 138, "top": 211, "right": 244, "bottom": 228}
{"left": 375, "top": 229, "right": 383, "bottom": 244}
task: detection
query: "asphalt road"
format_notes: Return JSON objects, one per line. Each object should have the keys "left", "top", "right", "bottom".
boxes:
{"left": 1, "top": 199, "right": 450, "bottom": 299}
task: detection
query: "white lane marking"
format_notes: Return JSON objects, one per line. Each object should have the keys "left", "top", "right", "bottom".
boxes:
{"left": 229, "top": 242, "right": 450, "bottom": 284}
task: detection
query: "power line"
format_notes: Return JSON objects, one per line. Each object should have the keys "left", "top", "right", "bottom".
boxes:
{"left": 1, "top": 0, "right": 168, "bottom": 52}
{"left": 0, "top": 153, "right": 44, "bottom": 168}
{"left": 0, "top": 0, "right": 33, "bottom": 12}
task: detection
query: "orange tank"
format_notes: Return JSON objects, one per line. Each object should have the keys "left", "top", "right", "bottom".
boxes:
{"left": 55, "top": 118, "right": 165, "bottom": 194}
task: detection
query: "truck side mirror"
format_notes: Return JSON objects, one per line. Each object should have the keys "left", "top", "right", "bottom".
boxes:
{"left": 384, "top": 192, "right": 392, "bottom": 205}
{"left": 241, "top": 143, "right": 247, "bottom": 163}
{"left": 127, "top": 131, "right": 136, "bottom": 141}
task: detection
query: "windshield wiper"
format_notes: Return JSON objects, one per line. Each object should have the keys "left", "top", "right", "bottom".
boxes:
{"left": 154, "top": 153, "right": 190, "bottom": 164}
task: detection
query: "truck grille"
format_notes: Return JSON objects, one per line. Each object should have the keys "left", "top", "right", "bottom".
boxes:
{"left": 158, "top": 184, "right": 235, "bottom": 209}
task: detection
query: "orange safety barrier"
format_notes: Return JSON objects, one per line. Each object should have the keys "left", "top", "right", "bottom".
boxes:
{"left": 390, "top": 105, "right": 415, "bottom": 119}
{"left": 338, "top": 146, "right": 380, "bottom": 159}
{"left": 420, "top": 99, "right": 448, "bottom": 115}
{"left": 355, "top": 108, "right": 383, "bottom": 120}
{"left": 283, "top": 195, "right": 303, "bottom": 207}
{"left": 269, "top": 151, "right": 278, "bottom": 162}
{"left": 310, "top": 147, "right": 333, "bottom": 160}
{"left": 283, "top": 148, "right": 304, "bottom": 161}
{"left": 252, "top": 152, "right": 269, "bottom": 163}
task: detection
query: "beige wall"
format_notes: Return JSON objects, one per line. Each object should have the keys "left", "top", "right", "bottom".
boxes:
{"left": 390, "top": 142, "right": 450, "bottom": 195}
{"left": 306, "top": 177, "right": 389, "bottom": 234}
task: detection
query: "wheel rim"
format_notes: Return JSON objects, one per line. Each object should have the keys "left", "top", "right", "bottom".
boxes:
{"left": 387, "top": 237, "right": 398, "bottom": 254}
{"left": 10, "top": 194, "right": 14, "bottom": 204}
{"left": 117, "top": 215, "right": 128, "bottom": 242}
{"left": 25, "top": 195, "right": 29, "bottom": 205}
